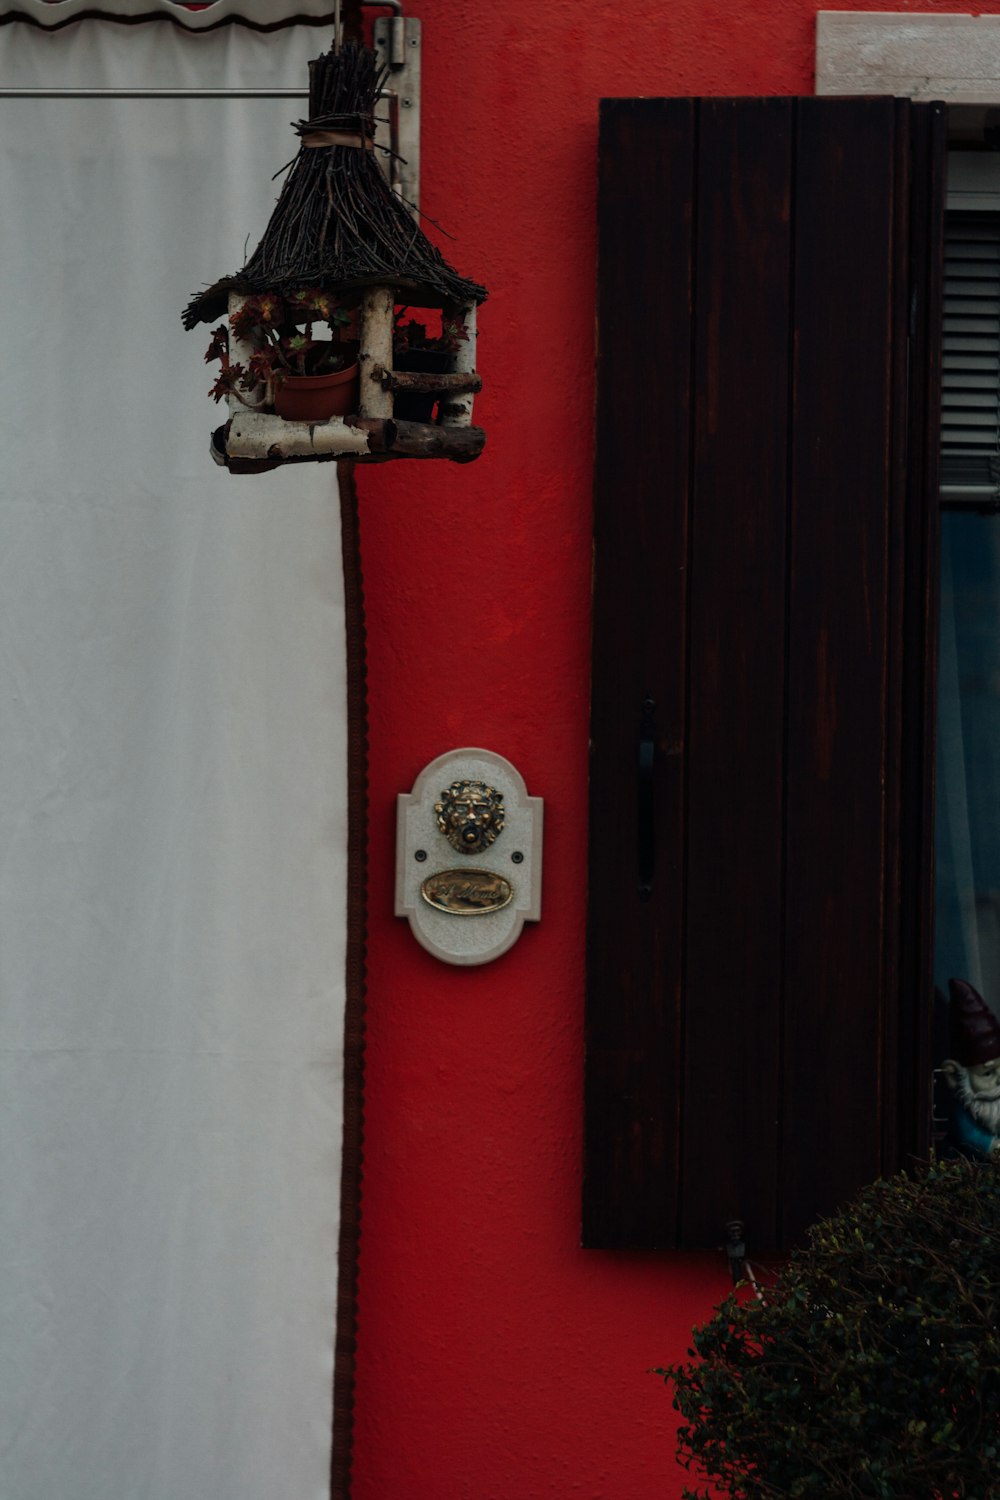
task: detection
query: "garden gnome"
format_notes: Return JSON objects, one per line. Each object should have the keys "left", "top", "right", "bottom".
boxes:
{"left": 942, "top": 978, "right": 1000, "bottom": 1160}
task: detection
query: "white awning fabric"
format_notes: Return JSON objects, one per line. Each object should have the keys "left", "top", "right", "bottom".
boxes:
{"left": 0, "top": 18, "right": 348, "bottom": 1500}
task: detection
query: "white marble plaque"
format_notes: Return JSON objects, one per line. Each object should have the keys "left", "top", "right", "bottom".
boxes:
{"left": 396, "top": 749, "right": 543, "bottom": 965}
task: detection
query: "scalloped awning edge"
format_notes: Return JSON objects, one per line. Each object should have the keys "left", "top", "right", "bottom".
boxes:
{"left": 0, "top": 0, "right": 340, "bottom": 29}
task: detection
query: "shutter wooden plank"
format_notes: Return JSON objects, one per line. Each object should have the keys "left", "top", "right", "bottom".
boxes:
{"left": 896, "top": 102, "right": 946, "bottom": 1160}
{"left": 879, "top": 100, "right": 918, "bottom": 1179}
{"left": 680, "top": 99, "right": 793, "bottom": 1250}
{"left": 781, "top": 98, "right": 899, "bottom": 1242}
{"left": 583, "top": 99, "right": 695, "bottom": 1249}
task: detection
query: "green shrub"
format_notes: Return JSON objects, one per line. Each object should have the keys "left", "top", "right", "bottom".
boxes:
{"left": 659, "top": 1160, "right": 1000, "bottom": 1499}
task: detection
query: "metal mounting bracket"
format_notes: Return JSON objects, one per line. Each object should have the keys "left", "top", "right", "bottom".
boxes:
{"left": 372, "top": 13, "right": 420, "bottom": 214}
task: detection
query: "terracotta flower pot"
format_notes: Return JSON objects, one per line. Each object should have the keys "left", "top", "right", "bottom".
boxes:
{"left": 273, "top": 360, "right": 359, "bottom": 422}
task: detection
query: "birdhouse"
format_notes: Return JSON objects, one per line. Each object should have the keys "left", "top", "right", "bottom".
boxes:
{"left": 182, "top": 39, "right": 486, "bottom": 472}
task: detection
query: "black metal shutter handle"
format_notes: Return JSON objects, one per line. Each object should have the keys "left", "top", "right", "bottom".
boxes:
{"left": 638, "top": 697, "right": 656, "bottom": 901}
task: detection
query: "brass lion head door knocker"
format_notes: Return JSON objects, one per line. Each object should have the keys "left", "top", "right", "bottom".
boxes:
{"left": 396, "top": 750, "right": 543, "bottom": 965}
{"left": 434, "top": 778, "right": 505, "bottom": 855}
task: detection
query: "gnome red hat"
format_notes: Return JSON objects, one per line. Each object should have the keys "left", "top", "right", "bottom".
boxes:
{"left": 949, "top": 978, "right": 1000, "bottom": 1067}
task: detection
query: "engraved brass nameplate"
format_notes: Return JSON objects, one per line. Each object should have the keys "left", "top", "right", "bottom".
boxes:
{"left": 420, "top": 868, "right": 514, "bottom": 916}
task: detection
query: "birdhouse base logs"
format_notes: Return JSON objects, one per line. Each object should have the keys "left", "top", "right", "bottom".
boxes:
{"left": 213, "top": 289, "right": 484, "bottom": 472}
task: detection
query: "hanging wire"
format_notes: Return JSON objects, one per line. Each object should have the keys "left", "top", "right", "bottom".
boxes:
{"left": 0, "top": 87, "right": 308, "bottom": 98}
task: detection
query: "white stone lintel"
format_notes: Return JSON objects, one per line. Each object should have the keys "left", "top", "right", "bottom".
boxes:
{"left": 817, "top": 12, "right": 1000, "bottom": 104}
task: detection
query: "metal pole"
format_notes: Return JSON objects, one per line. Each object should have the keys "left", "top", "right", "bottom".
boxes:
{"left": 0, "top": 86, "right": 309, "bottom": 97}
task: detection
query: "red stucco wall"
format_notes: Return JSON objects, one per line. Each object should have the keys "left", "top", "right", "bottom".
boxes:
{"left": 352, "top": 5, "right": 1000, "bottom": 1495}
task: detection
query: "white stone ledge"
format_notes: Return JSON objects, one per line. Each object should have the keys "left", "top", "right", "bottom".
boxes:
{"left": 817, "top": 12, "right": 1000, "bottom": 104}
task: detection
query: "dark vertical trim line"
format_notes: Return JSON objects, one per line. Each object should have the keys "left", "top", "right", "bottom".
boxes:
{"left": 776, "top": 98, "right": 799, "bottom": 1252}
{"left": 675, "top": 99, "right": 699, "bottom": 1249}
{"left": 881, "top": 100, "right": 911, "bottom": 1178}
{"left": 331, "top": 458, "right": 369, "bottom": 1500}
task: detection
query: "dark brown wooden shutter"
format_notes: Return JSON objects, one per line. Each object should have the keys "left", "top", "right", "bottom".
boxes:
{"left": 583, "top": 96, "right": 945, "bottom": 1252}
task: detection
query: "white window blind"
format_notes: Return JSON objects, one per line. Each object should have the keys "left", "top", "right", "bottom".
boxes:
{"left": 942, "top": 210, "right": 1000, "bottom": 502}
{"left": 942, "top": 153, "right": 1000, "bottom": 503}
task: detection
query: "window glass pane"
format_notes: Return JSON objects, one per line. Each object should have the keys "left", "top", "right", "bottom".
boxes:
{"left": 934, "top": 511, "right": 1000, "bottom": 1157}
{"left": 935, "top": 513, "right": 1000, "bottom": 994}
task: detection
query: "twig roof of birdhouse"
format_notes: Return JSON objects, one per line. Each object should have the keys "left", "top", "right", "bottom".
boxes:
{"left": 182, "top": 39, "right": 486, "bottom": 330}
